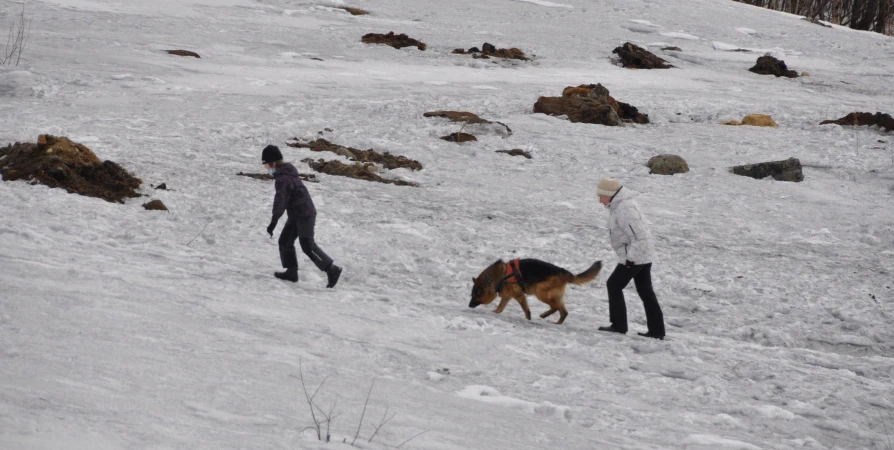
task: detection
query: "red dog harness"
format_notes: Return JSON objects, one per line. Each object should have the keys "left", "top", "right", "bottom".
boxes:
{"left": 496, "top": 259, "right": 525, "bottom": 293}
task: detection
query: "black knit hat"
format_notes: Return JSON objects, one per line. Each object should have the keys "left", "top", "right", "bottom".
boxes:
{"left": 261, "top": 145, "right": 283, "bottom": 164}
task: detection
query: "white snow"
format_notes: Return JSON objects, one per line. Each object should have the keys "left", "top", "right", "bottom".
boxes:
{"left": 3, "top": 0, "right": 894, "bottom": 448}
{"left": 510, "top": 0, "right": 573, "bottom": 8}
{"left": 736, "top": 27, "right": 757, "bottom": 35}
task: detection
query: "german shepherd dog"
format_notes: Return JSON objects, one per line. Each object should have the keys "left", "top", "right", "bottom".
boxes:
{"left": 469, "top": 259, "right": 602, "bottom": 324}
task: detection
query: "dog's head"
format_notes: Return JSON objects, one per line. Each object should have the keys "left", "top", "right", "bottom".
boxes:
{"left": 469, "top": 260, "right": 501, "bottom": 308}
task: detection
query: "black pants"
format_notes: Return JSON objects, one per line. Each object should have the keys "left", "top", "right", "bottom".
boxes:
{"left": 606, "top": 263, "right": 665, "bottom": 336}
{"left": 278, "top": 216, "right": 333, "bottom": 272}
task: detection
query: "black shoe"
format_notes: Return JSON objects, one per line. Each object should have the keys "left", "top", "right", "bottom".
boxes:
{"left": 274, "top": 267, "right": 298, "bottom": 282}
{"left": 326, "top": 265, "right": 342, "bottom": 288}
{"left": 637, "top": 332, "right": 665, "bottom": 340}
{"left": 598, "top": 325, "right": 627, "bottom": 334}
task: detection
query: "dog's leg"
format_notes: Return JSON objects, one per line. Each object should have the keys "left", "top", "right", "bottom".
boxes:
{"left": 515, "top": 295, "right": 532, "bottom": 320}
{"left": 540, "top": 308, "right": 557, "bottom": 319}
{"left": 555, "top": 304, "right": 569, "bottom": 325}
{"left": 493, "top": 296, "right": 511, "bottom": 314}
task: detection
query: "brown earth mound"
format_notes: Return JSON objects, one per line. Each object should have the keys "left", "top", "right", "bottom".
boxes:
{"left": 441, "top": 133, "right": 477, "bottom": 143}
{"left": 423, "top": 111, "right": 490, "bottom": 124}
{"left": 302, "top": 158, "right": 417, "bottom": 187}
{"left": 237, "top": 171, "right": 318, "bottom": 183}
{"left": 820, "top": 112, "right": 894, "bottom": 132}
{"left": 362, "top": 32, "right": 426, "bottom": 50}
{"left": 612, "top": 42, "right": 673, "bottom": 69}
{"left": 340, "top": 6, "right": 369, "bottom": 15}
{"left": 143, "top": 199, "right": 168, "bottom": 211}
{"left": 496, "top": 149, "right": 532, "bottom": 159}
{"left": 287, "top": 138, "right": 423, "bottom": 171}
{"left": 167, "top": 50, "right": 201, "bottom": 58}
{"left": 535, "top": 83, "right": 649, "bottom": 126}
{"left": 452, "top": 42, "right": 528, "bottom": 60}
{"left": 0, "top": 135, "right": 142, "bottom": 203}
{"left": 749, "top": 55, "right": 798, "bottom": 78}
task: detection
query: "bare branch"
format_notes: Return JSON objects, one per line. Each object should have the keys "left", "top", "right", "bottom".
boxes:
{"left": 351, "top": 378, "right": 376, "bottom": 445}
{"left": 368, "top": 407, "right": 396, "bottom": 443}
{"left": 396, "top": 430, "right": 429, "bottom": 448}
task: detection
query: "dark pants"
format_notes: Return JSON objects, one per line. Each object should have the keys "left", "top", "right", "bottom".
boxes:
{"left": 606, "top": 263, "right": 665, "bottom": 336}
{"left": 278, "top": 216, "right": 334, "bottom": 272}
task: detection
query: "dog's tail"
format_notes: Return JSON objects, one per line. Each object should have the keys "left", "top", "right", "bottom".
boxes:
{"left": 571, "top": 260, "right": 602, "bottom": 285}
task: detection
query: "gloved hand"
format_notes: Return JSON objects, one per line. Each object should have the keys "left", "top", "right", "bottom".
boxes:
{"left": 266, "top": 220, "right": 277, "bottom": 237}
{"left": 624, "top": 260, "right": 635, "bottom": 268}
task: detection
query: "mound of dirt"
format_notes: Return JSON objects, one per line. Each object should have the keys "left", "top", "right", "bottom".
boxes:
{"left": 452, "top": 42, "right": 528, "bottom": 60}
{"left": 534, "top": 83, "right": 649, "bottom": 126}
{"left": 287, "top": 138, "right": 423, "bottom": 171}
{"left": 749, "top": 55, "right": 798, "bottom": 78}
{"left": 820, "top": 112, "right": 894, "bottom": 132}
{"left": 0, "top": 135, "right": 142, "bottom": 203}
{"left": 441, "top": 133, "right": 477, "bottom": 143}
{"left": 302, "top": 158, "right": 417, "bottom": 187}
{"left": 732, "top": 157, "right": 803, "bottom": 182}
{"left": 167, "top": 50, "right": 200, "bottom": 58}
{"left": 496, "top": 149, "right": 532, "bottom": 159}
{"left": 423, "top": 111, "right": 513, "bottom": 137}
{"left": 423, "top": 111, "right": 490, "bottom": 124}
{"left": 143, "top": 199, "right": 168, "bottom": 211}
{"left": 612, "top": 42, "right": 673, "bottom": 69}
{"left": 362, "top": 32, "right": 426, "bottom": 50}
{"left": 237, "top": 171, "right": 318, "bottom": 182}
{"left": 340, "top": 6, "right": 369, "bottom": 15}
{"left": 722, "top": 114, "right": 778, "bottom": 127}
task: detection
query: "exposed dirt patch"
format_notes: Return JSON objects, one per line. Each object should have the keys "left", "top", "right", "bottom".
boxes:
{"left": 534, "top": 83, "right": 649, "bottom": 126}
{"left": 441, "top": 133, "right": 477, "bottom": 143}
{"left": 732, "top": 157, "right": 803, "bottom": 182}
{"left": 452, "top": 42, "right": 528, "bottom": 60}
{"left": 143, "top": 199, "right": 168, "bottom": 211}
{"left": 612, "top": 42, "right": 673, "bottom": 69}
{"left": 821, "top": 112, "right": 894, "bottom": 132}
{"left": 723, "top": 114, "right": 778, "bottom": 127}
{"left": 287, "top": 138, "right": 423, "bottom": 171}
{"left": 339, "top": 6, "right": 369, "bottom": 15}
{"left": 749, "top": 55, "right": 798, "bottom": 78}
{"left": 237, "top": 171, "right": 318, "bottom": 183}
{"left": 662, "top": 46, "right": 682, "bottom": 52}
{"left": 166, "top": 50, "right": 201, "bottom": 58}
{"left": 0, "top": 135, "right": 142, "bottom": 203}
{"left": 496, "top": 149, "right": 532, "bottom": 159}
{"left": 362, "top": 32, "right": 426, "bottom": 50}
{"left": 423, "top": 111, "right": 489, "bottom": 124}
{"left": 302, "top": 159, "right": 417, "bottom": 186}
{"left": 423, "top": 111, "right": 512, "bottom": 137}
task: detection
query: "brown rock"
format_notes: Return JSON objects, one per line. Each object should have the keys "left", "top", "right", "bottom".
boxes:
{"left": 451, "top": 43, "right": 528, "bottom": 60}
{"left": 440, "top": 133, "right": 477, "bottom": 143}
{"left": 143, "top": 200, "right": 168, "bottom": 211}
{"left": 820, "top": 112, "right": 894, "bottom": 132}
{"left": 647, "top": 154, "right": 689, "bottom": 175}
{"left": 732, "top": 157, "right": 803, "bottom": 182}
{"left": 612, "top": 42, "right": 673, "bottom": 69}
{"left": 423, "top": 111, "right": 489, "bottom": 124}
{"left": 166, "top": 50, "right": 201, "bottom": 58}
{"left": 749, "top": 55, "right": 798, "bottom": 78}
{"left": 340, "top": 6, "right": 369, "bottom": 15}
{"left": 361, "top": 32, "right": 426, "bottom": 50}
{"left": 496, "top": 149, "right": 532, "bottom": 159}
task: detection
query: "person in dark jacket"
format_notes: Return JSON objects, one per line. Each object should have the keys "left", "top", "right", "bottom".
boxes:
{"left": 262, "top": 145, "right": 342, "bottom": 288}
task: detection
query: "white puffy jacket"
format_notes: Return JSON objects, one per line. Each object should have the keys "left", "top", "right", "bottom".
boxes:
{"left": 606, "top": 187, "right": 656, "bottom": 265}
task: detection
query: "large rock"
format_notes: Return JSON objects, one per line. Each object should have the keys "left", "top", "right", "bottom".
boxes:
{"left": 648, "top": 154, "right": 689, "bottom": 175}
{"left": 534, "top": 83, "right": 649, "bottom": 126}
{"left": 361, "top": 32, "right": 426, "bottom": 50}
{"left": 612, "top": 42, "right": 673, "bottom": 69}
{"left": 142, "top": 199, "right": 168, "bottom": 211}
{"left": 820, "top": 112, "right": 893, "bottom": 132}
{"left": 731, "top": 157, "right": 803, "bottom": 182}
{"left": 749, "top": 55, "right": 798, "bottom": 78}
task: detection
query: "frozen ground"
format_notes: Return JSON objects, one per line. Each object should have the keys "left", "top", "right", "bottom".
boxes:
{"left": 1, "top": 0, "right": 893, "bottom": 448}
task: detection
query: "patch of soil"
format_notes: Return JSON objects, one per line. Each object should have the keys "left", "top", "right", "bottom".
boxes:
{"left": 167, "top": 50, "right": 201, "bottom": 58}
{"left": 452, "top": 42, "right": 528, "bottom": 60}
{"left": 496, "top": 149, "right": 532, "bottom": 159}
{"left": 143, "top": 199, "right": 168, "bottom": 211}
{"left": 440, "top": 133, "right": 477, "bottom": 143}
{"left": 362, "top": 32, "right": 426, "bottom": 50}
{"left": 302, "top": 158, "right": 417, "bottom": 187}
{"left": 423, "top": 111, "right": 512, "bottom": 137}
{"left": 820, "top": 112, "right": 894, "bottom": 132}
{"left": 340, "top": 6, "right": 369, "bottom": 15}
{"left": 236, "top": 171, "right": 318, "bottom": 182}
{"left": 0, "top": 135, "right": 142, "bottom": 203}
{"left": 732, "top": 157, "right": 803, "bottom": 182}
{"left": 535, "top": 83, "right": 649, "bottom": 126}
{"left": 612, "top": 42, "right": 673, "bottom": 69}
{"left": 662, "top": 46, "right": 682, "bottom": 52}
{"left": 749, "top": 55, "right": 798, "bottom": 78}
{"left": 723, "top": 114, "right": 777, "bottom": 127}
{"left": 287, "top": 138, "right": 422, "bottom": 171}
{"left": 423, "top": 111, "right": 489, "bottom": 124}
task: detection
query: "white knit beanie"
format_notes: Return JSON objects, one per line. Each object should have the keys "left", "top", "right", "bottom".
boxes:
{"left": 596, "top": 178, "right": 621, "bottom": 197}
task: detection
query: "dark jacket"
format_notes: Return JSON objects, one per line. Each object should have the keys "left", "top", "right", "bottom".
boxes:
{"left": 272, "top": 163, "right": 316, "bottom": 220}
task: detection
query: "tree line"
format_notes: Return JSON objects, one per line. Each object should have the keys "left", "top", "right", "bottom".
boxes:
{"left": 733, "top": 0, "right": 893, "bottom": 35}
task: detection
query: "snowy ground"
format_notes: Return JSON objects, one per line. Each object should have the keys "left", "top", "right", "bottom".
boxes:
{"left": 2, "top": 0, "right": 894, "bottom": 448}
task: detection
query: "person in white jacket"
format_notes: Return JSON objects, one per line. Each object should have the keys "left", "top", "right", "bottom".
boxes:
{"left": 595, "top": 178, "right": 665, "bottom": 339}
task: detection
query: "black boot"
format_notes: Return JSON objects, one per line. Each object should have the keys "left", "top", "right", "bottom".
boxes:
{"left": 598, "top": 325, "right": 627, "bottom": 334}
{"left": 637, "top": 332, "right": 664, "bottom": 340}
{"left": 275, "top": 267, "right": 298, "bottom": 282}
{"left": 326, "top": 265, "right": 342, "bottom": 288}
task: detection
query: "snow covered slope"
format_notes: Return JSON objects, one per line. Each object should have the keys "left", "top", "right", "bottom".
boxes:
{"left": 1, "top": 0, "right": 893, "bottom": 448}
